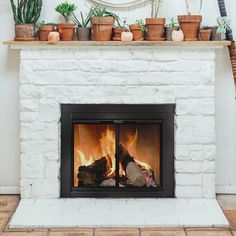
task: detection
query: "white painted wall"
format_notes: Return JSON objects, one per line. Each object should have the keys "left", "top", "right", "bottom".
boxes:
{"left": 0, "top": 0, "right": 236, "bottom": 194}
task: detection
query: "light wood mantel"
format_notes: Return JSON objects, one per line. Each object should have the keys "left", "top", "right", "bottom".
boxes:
{"left": 3, "top": 40, "right": 231, "bottom": 49}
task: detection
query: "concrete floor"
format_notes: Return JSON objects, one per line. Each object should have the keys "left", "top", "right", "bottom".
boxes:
{"left": 0, "top": 195, "right": 236, "bottom": 236}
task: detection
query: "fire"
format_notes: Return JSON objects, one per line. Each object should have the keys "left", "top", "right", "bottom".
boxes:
{"left": 99, "top": 127, "right": 116, "bottom": 176}
{"left": 74, "top": 125, "right": 153, "bottom": 186}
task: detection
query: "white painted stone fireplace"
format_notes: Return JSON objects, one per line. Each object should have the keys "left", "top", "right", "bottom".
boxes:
{"left": 7, "top": 42, "right": 229, "bottom": 228}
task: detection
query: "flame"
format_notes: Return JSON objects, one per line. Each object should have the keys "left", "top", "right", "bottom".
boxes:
{"left": 99, "top": 127, "right": 116, "bottom": 176}
{"left": 74, "top": 125, "right": 153, "bottom": 186}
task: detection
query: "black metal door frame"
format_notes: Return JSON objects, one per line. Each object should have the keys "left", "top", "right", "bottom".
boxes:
{"left": 61, "top": 104, "right": 175, "bottom": 198}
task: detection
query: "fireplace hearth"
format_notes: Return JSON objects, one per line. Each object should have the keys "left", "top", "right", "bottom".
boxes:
{"left": 61, "top": 104, "right": 175, "bottom": 198}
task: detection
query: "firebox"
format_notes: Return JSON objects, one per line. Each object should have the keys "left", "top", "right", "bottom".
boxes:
{"left": 61, "top": 104, "right": 175, "bottom": 198}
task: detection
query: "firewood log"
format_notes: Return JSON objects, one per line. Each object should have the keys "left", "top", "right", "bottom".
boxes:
{"left": 77, "top": 157, "right": 107, "bottom": 187}
{"left": 119, "top": 144, "right": 146, "bottom": 187}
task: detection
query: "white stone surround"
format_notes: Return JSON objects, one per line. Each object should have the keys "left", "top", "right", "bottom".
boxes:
{"left": 18, "top": 45, "right": 218, "bottom": 199}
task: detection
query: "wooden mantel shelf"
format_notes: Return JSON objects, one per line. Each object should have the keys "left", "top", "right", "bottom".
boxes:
{"left": 3, "top": 40, "right": 231, "bottom": 49}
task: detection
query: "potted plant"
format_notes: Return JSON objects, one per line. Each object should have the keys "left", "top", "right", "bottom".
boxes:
{"left": 216, "top": 16, "right": 231, "bottom": 40}
{"left": 199, "top": 26, "right": 212, "bottom": 41}
{"left": 55, "top": 1, "right": 76, "bottom": 41}
{"left": 37, "top": 21, "right": 55, "bottom": 41}
{"left": 178, "top": 0, "right": 202, "bottom": 41}
{"left": 73, "top": 8, "right": 95, "bottom": 41}
{"left": 145, "top": 0, "right": 165, "bottom": 41}
{"left": 91, "top": 5, "right": 120, "bottom": 41}
{"left": 10, "top": 0, "right": 42, "bottom": 41}
{"left": 129, "top": 19, "right": 145, "bottom": 41}
{"left": 165, "top": 17, "right": 179, "bottom": 41}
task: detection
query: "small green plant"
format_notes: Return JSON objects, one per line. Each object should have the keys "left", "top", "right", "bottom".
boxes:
{"left": 151, "top": 0, "right": 163, "bottom": 18}
{"left": 185, "top": 0, "right": 203, "bottom": 15}
{"left": 217, "top": 16, "right": 231, "bottom": 35}
{"left": 10, "top": 0, "right": 42, "bottom": 24}
{"left": 165, "top": 17, "right": 179, "bottom": 27}
{"left": 73, "top": 7, "right": 95, "bottom": 28}
{"left": 134, "top": 19, "right": 145, "bottom": 32}
{"left": 55, "top": 1, "right": 77, "bottom": 23}
{"left": 91, "top": 5, "right": 121, "bottom": 27}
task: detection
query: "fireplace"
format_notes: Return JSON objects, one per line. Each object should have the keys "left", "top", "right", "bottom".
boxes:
{"left": 61, "top": 104, "right": 175, "bottom": 198}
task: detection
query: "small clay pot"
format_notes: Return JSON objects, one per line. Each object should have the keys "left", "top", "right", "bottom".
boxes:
{"left": 15, "top": 24, "right": 35, "bottom": 41}
{"left": 165, "top": 26, "right": 179, "bottom": 41}
{"left": 199, "top": 29, "right": 212, "bottom": 41}
{"left": 39, "top": 25, "right": 54, "bottom": 41}
{"left": 145, "top": 18, "right": 165, "bottom": 41}
{"left": 205, "top": 26, "right": 221, "bottom": 41}
{"left": 91, "top": 17, "right": 114, "bottom": 41}
{"left": 113, "top": 27, "right": 126, "bottom": 41}
{"left": 178, "top": 15, "right": 202, "bottom": 41}
{"left": 129, "top": 25, "right": 144, "bottom": 41}
{"left": 57, "top": 23, "right": 75, "bottom": 41}
{"left": 77, "top": 27, "right": 90, "bottom": 41}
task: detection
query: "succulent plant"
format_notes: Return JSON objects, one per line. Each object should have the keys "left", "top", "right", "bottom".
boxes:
{"left": 10, "top": 0, "right": 42, "bottom": 24}
{"left": 55, "top": 1, "right": 77, "bottom": 23}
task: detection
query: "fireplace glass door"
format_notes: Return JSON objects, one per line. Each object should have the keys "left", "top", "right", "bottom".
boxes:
{"left": 73, "top": 123, "right": 161, "bottom": 189}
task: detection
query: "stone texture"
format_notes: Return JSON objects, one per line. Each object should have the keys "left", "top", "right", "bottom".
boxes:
{"left": 95, "top": 229, "right": 139, "bottom": 236}
{"left": 217, "top": 195, "right": 236, "bottom": 210}
{"left": 186, "top": 229, "right": 231, "bottom": 236}
{"left": 141, "top": 229, "right": 186, "bottom": 236}
{"left": 223, "top": 211, "right": 236, "bottom": 229}
{"left": 0, "top": 195, "right": 20, "bottom": 212}
{"left": 49, "top": 229, "right": 93, "bottom": 236}
{"left": 18, "top": 47, "right": 217, "bottom": 199}
{"left": 0, "top": 212, "right": 12, "bottom": 231}
{"left": 1, "top": 231, "right": 48, "bottom": 236}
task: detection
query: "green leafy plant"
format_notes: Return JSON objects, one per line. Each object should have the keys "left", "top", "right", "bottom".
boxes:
{"left": 151, "top": 0, "right": 163, "bottom": 18}
{"left": 10, "top": 0, "right": 42, "bottom": 24}
{"left": 217, "top": 16, "right": 231, "bottom": 35}
{"left": 134, "top": 19, "right": 145, "bottom": 32}
{"left": 55, "top": 1, "right": 77, "bottom": 23}
{"left": 185, "top": 0, "right": 203, "bottom": 15}
{"left": 91, "top": 5, "right": 121, "bottom": 27}
{"left": 73, "top": 7, "right": 95, "bottom": 28}
{"left": 165, "top": 17, "right": 179, "bottom": 27}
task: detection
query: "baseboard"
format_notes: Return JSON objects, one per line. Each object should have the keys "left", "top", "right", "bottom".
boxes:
{"left": 216, "top": 185, "right": 236, "bottom": 194}
{"left": 0, "top": 186, "right": 20, "bottom": 194}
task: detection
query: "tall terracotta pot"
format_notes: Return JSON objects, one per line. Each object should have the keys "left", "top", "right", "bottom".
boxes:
{"left": 15, "top": 24, "right": 35, "bottom": 41}
{"left": 91, "top": 17, "right": 114, "bottom": 41}
{"left": 178, "top": 15, "right": 202, "bottom": 41}
{"left": 129, "top": 25, "right": 144, "bottom": 41}
{"left": 57, "top": 23, "right": 75, "bottom": 41}
{"left": 145, "top": 18, "right": 166, "bottom": 41}
{"left": 39, "top": 25, "right": 54, "bottom": 41}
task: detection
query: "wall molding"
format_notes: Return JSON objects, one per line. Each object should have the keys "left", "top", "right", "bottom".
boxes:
{"left": 0, "top": 186, "right": 20, "bottom": 194}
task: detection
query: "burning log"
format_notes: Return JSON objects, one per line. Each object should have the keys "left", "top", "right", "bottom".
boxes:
{"left": 77, "top": 157, "right": 107, "bottom": 187}
{"left": 119, "top": 144, "right": 146, "bottom": 187}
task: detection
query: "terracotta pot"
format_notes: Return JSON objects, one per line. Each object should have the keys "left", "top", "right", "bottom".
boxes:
{"left": 199, "top": 29, "right": 212, "bottom": 41}
{"left": 77, "top": 27, "right": 90, "bottom": 41}
{"left": 205, "top": 26, "right": 221, "bottom": 41}
{"left": 14, "top": 24, "right": 35, "bottom": 41}
{"left": 39, "top": 25, "right": 54, "bottom": 41}
{"left": 165, "top": 26, "right": 179, "bottom": 41}
{"left": 145, "top": 18, "right": 165, "bottom": 41}
{"left": 113, "top": 27, "right": 126, "bottom": 41}
{"left": 129, "top": 25, "right": 144, "bottom": 41}
{"left": 91, "top": 17, "right": 114, "bottom": 41}
{"left": 57, "top": 23, "right": 75, "bottom": 41}
{"left": 178, "top": 15, "right": 202, "bottom": 41}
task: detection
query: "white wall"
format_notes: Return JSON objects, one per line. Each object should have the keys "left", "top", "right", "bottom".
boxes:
{"left": 0, "top": 0, "right": 236, "bottom": 194}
